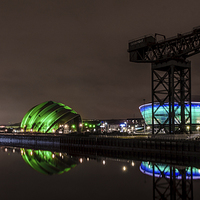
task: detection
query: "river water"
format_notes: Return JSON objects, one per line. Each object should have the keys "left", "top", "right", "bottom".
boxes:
{"left": 0, "top": 146, "right": 200, "bottom": 200}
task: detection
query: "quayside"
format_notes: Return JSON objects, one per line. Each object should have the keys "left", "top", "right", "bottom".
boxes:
{"left": 0, "top": 133, "right": 200, "bottom": 168}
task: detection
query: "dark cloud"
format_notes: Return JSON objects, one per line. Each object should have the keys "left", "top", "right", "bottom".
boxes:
{"left": 0, "top": 0, "right": 199, "bottom": 123}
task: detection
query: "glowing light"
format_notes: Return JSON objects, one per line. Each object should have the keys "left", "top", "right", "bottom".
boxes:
{"left": 140, "top": 162, "right": 200, "bottom": 179}
{"left": 140, "top": 102, "right": 200, "bottom": 125}
{"left": 5, "top": 148, "right": 7, "bottom": 152}
{"left": 21, "top": 149, "right": 77, "bottom": 175}
{"left": 120, "top": 124, "right": 126, "bottom": 127}
{"left": 87, "top": 158, "right": 89, "bottom": 161}
{"left": 72, "top": 125, "right": 75, "bottom": 129}
{"left": 103, "top": 160, "right": 106, "bottom": 165}
{"left": 20, "top": 101, "right": 80, "bottom": 133}
{"left": 52, "top": 154, "right": 55, "bottom": 158}
{"left": 79, "top": 158, "right": 83, "bottom": 163}
{"left": 13, "top": 149, "right": 15, "bottom": 153}
{"left": 131, "top": 162, "right": 135, "bottom": 166}
{"left": 122, "top": 166, "right": 127, "bottom": 171}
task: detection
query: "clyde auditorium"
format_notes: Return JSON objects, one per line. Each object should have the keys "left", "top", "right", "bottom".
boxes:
{"left": 21, "top": 101, "right": 82, "bottom": 133}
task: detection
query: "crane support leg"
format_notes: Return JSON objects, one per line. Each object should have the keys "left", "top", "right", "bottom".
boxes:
{"left": 153, "top": 164, "right": 193, "bottom": 199}
{"left": 152, "top": 60, "right": 191, "bottom": 134}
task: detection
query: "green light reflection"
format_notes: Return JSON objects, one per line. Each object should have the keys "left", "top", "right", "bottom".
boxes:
{"left": 21, "top": 149, "right": 78, "bottom": 175}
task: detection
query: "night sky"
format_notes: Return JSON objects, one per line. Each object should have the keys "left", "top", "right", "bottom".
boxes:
{"left": 1, "top": 0, "right": 200, "bottom": 124}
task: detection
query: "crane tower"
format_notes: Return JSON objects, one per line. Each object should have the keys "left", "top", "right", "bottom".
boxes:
{"left": 128, "top": 26, "right": 200, "bottom": 134}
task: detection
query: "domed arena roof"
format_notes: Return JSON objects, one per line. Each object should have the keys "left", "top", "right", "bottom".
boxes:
{"left": 139, "top": 102, "right": 200, "bottom": 125}
{"left": 21, "top": 101, "right": 81, "bottom": 133}
{"left": 21, "top": 149, "right": 77, "bottom": 175}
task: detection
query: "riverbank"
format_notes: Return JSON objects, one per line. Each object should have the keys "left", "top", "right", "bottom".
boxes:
{"left": 0, "top": 132, "right": 200, "bottom": 168}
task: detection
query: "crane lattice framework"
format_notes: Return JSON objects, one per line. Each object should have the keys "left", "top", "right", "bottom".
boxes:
{"left": 128, "top": 26, "right": 200, "bottom": 134}
{"left": 153, "top": 164, "right": 193, "bottom": 200}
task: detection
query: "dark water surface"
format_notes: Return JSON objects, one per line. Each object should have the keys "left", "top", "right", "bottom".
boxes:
{"left": 0, "top": 147, "right": 200, "bottom": 200}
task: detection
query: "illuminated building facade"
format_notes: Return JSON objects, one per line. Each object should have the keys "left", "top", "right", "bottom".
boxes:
{"left": 99, "top": 118, "right": 145, "bottom": 133}
{"left": 139, "top": 102, "right": 200, "bottom": 131}
{"left": 21, "top": 101, "right": 82, "bottom": 133}
{"left": 81, "top": 120, "right": 101, "bottom": 133}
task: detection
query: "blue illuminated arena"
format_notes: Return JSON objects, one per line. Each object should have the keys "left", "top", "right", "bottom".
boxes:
{"left": 140, "top": 162, "right": 200, "bottom": 179}
{"left": 139, "top": 102, "right": 200, "bottom": 126}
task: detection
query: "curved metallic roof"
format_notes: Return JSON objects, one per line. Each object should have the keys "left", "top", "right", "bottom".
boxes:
{"left": 21, "top": 149, "right": 77, "bottom": 175}
{"left": 21, "top": 101, "right": 81, "bottom": 133}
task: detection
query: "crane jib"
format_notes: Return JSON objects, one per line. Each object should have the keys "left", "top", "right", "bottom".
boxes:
{"left": 128, "top": 26, "right": 200, "bottom": 63}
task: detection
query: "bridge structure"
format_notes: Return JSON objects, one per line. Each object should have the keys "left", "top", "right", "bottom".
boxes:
{"left": 128, "top": 26, "right": 200, "bottom": 134}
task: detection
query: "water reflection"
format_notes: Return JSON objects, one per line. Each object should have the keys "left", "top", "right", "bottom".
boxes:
{"left": 141, "top": 162, "right": 196, "bottom": 199}
{"left": 140, "top": 162, "right": 200, "bottom": 179}
{"left": 21, "top": 149, "right": 79, "bottom": 175}
{"left": 1, "top": 146, "right": 200, "bottom": 199}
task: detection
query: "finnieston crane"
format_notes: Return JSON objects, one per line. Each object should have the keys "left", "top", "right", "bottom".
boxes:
{"left": 128, "top": 26, "right": 200, "bottom": 134}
